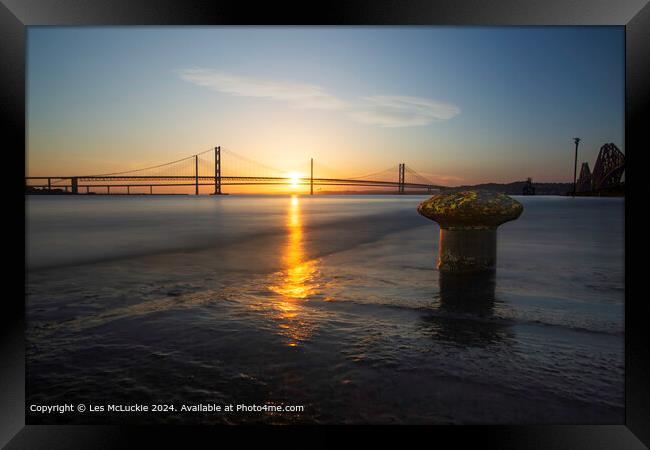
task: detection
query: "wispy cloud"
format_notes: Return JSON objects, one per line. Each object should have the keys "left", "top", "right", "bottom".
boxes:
{"left": 349, "top": 96, "right": 461, "bottom": 128}
{"left": 179, "top": 69, "right": 460, "bottom": 127}
{"left": 180, "top": 69, "right": 347, "bottom": 111}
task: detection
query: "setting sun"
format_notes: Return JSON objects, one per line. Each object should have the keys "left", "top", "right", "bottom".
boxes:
{"left": 287, "top": 172, "right": 302, "bottom": 188}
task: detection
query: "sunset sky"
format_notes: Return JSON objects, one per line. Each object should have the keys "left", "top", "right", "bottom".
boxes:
{"left": 27, "top": 26, "right": 624, "bottom": 192}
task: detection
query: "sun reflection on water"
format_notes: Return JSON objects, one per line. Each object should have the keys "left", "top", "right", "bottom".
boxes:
{"left": 267, "top": 195, "right": 321, "bottom": 346}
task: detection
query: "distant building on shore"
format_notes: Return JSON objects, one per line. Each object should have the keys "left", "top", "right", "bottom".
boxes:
{"left": 522, "top": 178, "right": 536, "bottom": 195}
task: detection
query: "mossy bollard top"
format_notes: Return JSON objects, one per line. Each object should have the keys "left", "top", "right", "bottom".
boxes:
{"left": 417, "top": 190, "right": 523, "bottom": 273}
{"left": 417, "top": 190, "right": 523, "bottom": 230}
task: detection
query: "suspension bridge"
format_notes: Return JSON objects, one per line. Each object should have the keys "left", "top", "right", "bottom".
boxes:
{"left": 25, "top": 146, "right": 446, "bottom": 195}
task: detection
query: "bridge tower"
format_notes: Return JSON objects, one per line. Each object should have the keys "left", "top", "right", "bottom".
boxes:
{"left": 310, "top": 158, "right": 314, "bottom": 195}
{"left": 213, "top": 146, "right": 222, "bottom": 195}
{"left": 194, "top": 155, "right": 199, "bottom": 195}
{"left": 398, "top": 163, "right": 405, "bottom": 194}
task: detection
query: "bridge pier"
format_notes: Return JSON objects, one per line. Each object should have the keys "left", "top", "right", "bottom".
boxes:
{"left": 71, "top": 177, "right": 78, "bottom": 194}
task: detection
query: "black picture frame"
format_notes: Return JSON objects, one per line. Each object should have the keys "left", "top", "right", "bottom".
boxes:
{"left": 2, "top": 0, "right": 648, "bottom": 447}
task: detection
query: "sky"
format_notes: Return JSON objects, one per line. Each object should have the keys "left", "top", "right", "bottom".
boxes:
{"left": 26, "top": 26, "right": 624, "bottom": 192}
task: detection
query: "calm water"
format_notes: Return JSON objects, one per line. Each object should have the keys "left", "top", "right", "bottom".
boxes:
{"left": 26, "top": 195, "right": 624, "bottom": 424}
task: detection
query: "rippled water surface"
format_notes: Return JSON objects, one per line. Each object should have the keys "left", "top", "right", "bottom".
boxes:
{"left": 26, "top": 195, "right": 624, "bottom": 424}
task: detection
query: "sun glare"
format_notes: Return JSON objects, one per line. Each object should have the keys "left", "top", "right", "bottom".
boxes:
{"left": 287, "top": 172, "right": 302, "bottom": 189}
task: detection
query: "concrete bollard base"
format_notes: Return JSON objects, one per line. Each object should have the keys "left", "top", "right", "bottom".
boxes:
{"left": 438, "top": 228, "right": 497, "bottom": 273}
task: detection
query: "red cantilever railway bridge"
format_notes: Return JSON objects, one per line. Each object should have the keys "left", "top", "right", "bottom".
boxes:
{"left": 575, "top": 143, "right": 626, "bottom": 194}
{"left": 25, "top": 146, "right": 446, "bottom": 195}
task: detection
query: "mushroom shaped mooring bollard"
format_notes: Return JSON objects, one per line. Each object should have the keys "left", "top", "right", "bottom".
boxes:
{"left": 417, "top": 190, "right": 523, "bottom": 274}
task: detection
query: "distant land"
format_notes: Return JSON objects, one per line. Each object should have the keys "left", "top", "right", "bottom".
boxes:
{"left": 452, "top": 181, "right": 573, "bottom": 195}
{"left": 318, "top": 181, "right": 624, "bottom": 196}
{"left": 318, "top": 181, "right": 574, "bottom": 196}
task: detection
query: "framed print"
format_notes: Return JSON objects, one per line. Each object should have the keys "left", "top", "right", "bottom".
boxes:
{"left": 2, "top": 0, "right": 648, "bottom": 447}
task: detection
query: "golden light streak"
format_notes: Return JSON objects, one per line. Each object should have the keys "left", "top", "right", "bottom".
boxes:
{"left": 267, "top": 195, "right": 321, "bottom": 346}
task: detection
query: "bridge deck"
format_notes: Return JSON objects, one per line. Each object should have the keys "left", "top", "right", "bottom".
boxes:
{"left": 25, "top": 175, "right": 444, "bottom": 190}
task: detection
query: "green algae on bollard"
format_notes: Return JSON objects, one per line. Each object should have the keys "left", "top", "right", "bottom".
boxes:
{"left": 417, "top": 190, "right": 523, "bottom": 274}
